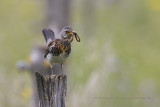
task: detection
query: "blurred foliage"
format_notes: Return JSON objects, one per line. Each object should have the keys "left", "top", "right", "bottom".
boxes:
{"left": 0, "top": 0, "right": 160, "bottom": 107}
{"left": 68, "top": 0, "right": 160, "bottom": 107}
{"left": 147, "top": 0, "right": 160, "bottom": 11}
{"left": 0, "top": 0, "right": 45, "bottom": 107}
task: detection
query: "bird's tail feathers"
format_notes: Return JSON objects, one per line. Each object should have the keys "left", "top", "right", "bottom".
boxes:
{"left": 42, "top": 29, "right": 55, "bottom": 45}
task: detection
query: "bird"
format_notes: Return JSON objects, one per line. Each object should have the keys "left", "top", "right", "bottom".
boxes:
{"left": 42, "top": 26, "right": 80, "bottom": 75}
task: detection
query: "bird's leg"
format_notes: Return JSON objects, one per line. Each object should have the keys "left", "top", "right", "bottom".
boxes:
{"left": 50, "top": 64, "right": 54, "bottom": 75}
{"left": 61, "top": 63, "right": 64, "bottom": 75}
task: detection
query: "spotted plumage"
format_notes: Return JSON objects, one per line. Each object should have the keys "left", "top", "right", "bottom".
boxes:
{"left": 42, "top": 26, "right": 80, "bottom": 74}
{"left": 44, "top": 39, "right": 71, "bottom": 62}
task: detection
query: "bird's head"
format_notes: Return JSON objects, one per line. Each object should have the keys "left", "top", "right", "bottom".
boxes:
{"left": 60, "top": 26, "right": 80, "bottom": 43}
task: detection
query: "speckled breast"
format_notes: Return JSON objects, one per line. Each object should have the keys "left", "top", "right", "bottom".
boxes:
{"left": 47, "top": 40, "right": 71, "bottom": 64}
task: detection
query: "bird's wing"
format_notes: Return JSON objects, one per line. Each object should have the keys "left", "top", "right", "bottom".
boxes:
{"left": 42, "top": 29, "right": 55, "bottom": 45}
{"left": 44, "top": 41, "right": 55, "bottom": 58}
{"left": 44, "top": 48, "right": 49, "bottom": 58}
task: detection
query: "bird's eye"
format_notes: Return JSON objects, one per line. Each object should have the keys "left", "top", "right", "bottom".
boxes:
{"left": 66, "top": 31, "right": 69, "bottom": 34}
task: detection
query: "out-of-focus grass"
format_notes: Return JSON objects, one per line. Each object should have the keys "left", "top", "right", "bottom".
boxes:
{"left": 0, "top": 0, "right": 45, "bottom": 107}
{"left": 0, "top": 0, "right": 45, "bottom": 70}
{"left": 68, "top": 0, "right": 160, "bottom": 107}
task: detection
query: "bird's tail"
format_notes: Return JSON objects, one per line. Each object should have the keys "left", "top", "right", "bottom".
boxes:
{"left": 42, "top": 29, "right": 55, "bottom": 45}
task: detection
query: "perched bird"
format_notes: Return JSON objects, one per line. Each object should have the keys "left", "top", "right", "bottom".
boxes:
{"left": 42, "top": 26, "right": 80, "bottom": 75}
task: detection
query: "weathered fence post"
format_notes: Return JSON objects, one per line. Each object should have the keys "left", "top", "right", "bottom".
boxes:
{"left": 35, "top": 72, "right": 67, "bottom": 107}
{"left": 36, "top": 0, "right": 71, "bottom": 106}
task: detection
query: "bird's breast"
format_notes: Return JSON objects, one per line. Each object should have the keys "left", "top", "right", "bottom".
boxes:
{"left": 46, "top": 40, "right": 71, "bottom": 64}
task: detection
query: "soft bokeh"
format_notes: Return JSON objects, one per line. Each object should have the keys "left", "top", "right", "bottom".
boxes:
{"left": 0, "top": 0, "right": 160, "bottom": 107}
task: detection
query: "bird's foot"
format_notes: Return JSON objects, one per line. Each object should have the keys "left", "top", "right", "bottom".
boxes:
{"left": 60, "top": 72, "right": 64, "bottom": 76}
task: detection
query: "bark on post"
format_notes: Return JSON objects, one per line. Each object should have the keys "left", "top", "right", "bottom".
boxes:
{"left": 36, "top": 72, "right": 67, "bottom": 107}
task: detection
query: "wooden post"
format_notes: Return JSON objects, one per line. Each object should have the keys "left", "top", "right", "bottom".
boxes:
{"left": 35, "top": 0, "right": 70, "bottom": 106}
{"left": 35, "top": 72, "right": 67, "bottom": 107}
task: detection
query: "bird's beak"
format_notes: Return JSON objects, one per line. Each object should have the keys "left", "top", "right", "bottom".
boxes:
{"left": 68, "top": 32, "right": 73, "bottom": 35}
